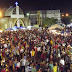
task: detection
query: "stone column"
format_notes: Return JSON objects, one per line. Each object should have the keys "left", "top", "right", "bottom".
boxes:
{"left": 9, "top": 21, "right": 12, "bottom": 28}
{"left": 16, "top": 6, "right": 20, "bottom": 27}
{"left": 17, "top": 19, "right": 20, "bottom": 27}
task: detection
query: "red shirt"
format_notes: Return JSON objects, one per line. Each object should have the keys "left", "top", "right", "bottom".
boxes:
{"left": 2, "top": 52, "right": 5, "bottom": 57}
{"left": 14, "top": 38, "right": 17, "bottom": 41}
{"left": 41, "top": 53, "right": 44, "bottom": 59}
{"left": 50, "top": 56, "right": 52, "bottom": 60}
{"left": 55, "top": 38, "right": 57, "bottom": 41}
{"left": 1, "top": 70, "right": 5, "bottom": 72}
{"left": 54, "top": 45, "right": 58, "bottom": 49}
{"left": 38, "top": 38, "right": 41, "bottom": 41}
{"left": 59, "top": 39, "right": 61, "bottom": 42}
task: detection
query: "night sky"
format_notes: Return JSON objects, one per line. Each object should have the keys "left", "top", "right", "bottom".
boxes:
{"left": 0, "top": 0, "right": 72, "bottom": 12}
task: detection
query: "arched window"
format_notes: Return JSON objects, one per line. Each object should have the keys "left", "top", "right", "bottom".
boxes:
{"left": 19, "top": 8, "right": 23, "bottom": 14}
{"left": 12, "top": 8, "right": 16, "bottom": 14}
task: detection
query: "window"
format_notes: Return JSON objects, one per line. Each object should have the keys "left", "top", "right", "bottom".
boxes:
{"left": 19, "top": 8, "right": 23, "bottom": 14}
{"left": 12, "top": 8, "right": 16, "bottom": 14}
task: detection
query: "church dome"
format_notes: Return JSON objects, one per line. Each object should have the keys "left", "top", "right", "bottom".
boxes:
{"left": 5, "top": 6, "right": 15, "bottom": 16}
{"left": 5, "top": 6, "right": 24, "bottom": 17}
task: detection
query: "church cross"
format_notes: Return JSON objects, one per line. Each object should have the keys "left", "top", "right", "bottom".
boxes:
{"left": 15, "top": 2, "right": 18, "bottom": 6}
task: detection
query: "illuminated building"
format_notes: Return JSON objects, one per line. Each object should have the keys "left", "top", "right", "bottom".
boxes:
{"left": 28, "top": 10, "right": 61, "bottom": 25}
{"left": 0, "top": 2, "right": 31, "bottom": 29}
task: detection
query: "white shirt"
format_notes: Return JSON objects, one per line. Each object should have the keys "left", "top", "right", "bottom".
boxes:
{"left": 20, "top": 49, "right": 24, "bottom": 53}
{"left": 37, "top": 47, "right": 41, "bottom": 51}
{"left": 62, "top": 51, "right": 66, "bottom": 54}
{"left": 43, "top": 47, "right": 45, "bottom": 51}
{"left": 26, "top": 66, "right": 29, "bottom": 72}
{"left": 60, "top": 59, "right": 65, "bottom": 65}
{"left": 16, "top": 50, "right": 19, "bottom": 55}
{"left": 58, "top": 53, "right": 60, "bottom": 57}
{"left": 62, "top": 43, "right": 66, "bottom": 46}
{"left": 46, "top": 39, "right": 49, "bottom": 42}
{"left": 7, "top": 49, "right": 9, "bottom": 52}
{"left": 45, "top": 42, "right": 47, "bottom": 45}
{"left": 20, "top": 59, "right": 26, "bottom": 66}
{"left": 17, "top": 62, "right": 20, "bottom": 67}
{"left": 2, "top": 58, "right": 5, "bottom": 63}
{"left": 4, "top": 44, "right": 7, "bottom": 48}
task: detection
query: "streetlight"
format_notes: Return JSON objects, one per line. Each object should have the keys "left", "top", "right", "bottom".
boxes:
{"left": 26, "top": 13, "right": 29, "bottom": 17}
{"left": 62, "top": 14, "right": 64, "bottom": 17}
{"left": 66, "top": 13, "right": 69, "bottom": 16}
{"left": 0, "top": 11, "right": 2, "bottom": 17}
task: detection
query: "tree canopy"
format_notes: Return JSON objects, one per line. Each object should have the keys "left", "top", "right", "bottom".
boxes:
{"left": 61, "top": 16, "right": 71, "bottom": 25}
{"left": 43, "top": 17, "right": 57, "bottom": 27}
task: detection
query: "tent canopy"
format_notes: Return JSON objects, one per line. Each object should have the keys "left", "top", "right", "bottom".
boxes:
{"left": 12, "top": 26, "right": 26, "bottom": 31}
{"left": 61, "top": 31, "right": 70, "bottom": 33}
{"left": 48, "top": 24, "right": 64, "bottom": 30}
{"left": 12, "top": 26, "right": 19, "bottom": 31}
{"left": 67, "top": 23, "right": 72, "bottom": 27}
{"left": 5, "top": 28, "right": 14, "bottom": 31}
{"left": 54, "top": 28, "right": 61, "bottom": 31}
{"left": 20, "top": 26, "right": 26, "bottom": 28}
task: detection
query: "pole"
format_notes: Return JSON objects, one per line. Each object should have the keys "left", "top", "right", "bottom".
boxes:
{"left": 51, "top": 0, "right": 52, "bottom": 9}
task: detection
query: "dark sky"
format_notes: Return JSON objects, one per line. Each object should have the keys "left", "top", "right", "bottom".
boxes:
{"left": 0, "top": 0, "right": 72, "bottom": 12}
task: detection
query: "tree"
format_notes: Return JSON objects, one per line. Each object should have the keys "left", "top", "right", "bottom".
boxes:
{"left": 43, "top": 17, "right": 57, "bottom": 27}
{"left": 61, "top": 16, "right": 71, "bottom": 25}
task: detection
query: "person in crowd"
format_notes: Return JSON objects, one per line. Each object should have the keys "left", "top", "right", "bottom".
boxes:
{"left": 49, "top": 61, "right": 53, "bottom": 72}
{"left": 30, "top": 49, "right": 35, "bottom": 61}
{"left": 9, "top": 58, "right": 13, "bottom": 71}
{"left": 37, "top": 68, "right": 42, "bottom": 72}
{"left": 31, "top": 65, "right": 37, "bottom": 72}
{"left": 16, "top": 60, "right": 21, "bottom": 72}
{"left": 20, "top": 56, "right": 26, "bottom": 72}
{"left": 53, "top": 62, "right": 57, "bottom": 72}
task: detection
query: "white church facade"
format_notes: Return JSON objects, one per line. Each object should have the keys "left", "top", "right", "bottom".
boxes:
{"left": 0, "top": 2, "right": 31, "bottom": 29}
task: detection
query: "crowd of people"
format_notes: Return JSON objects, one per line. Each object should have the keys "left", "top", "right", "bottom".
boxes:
{"left": 0, "top": 28, "right": 72, "bottom": 72}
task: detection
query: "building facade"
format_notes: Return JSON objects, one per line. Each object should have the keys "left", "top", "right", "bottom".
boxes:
{"left": 28, "top": 10, "right": 61, "bottom": 26}
{"left": 0, "top": 4, "right": 31, "bottom": 29}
